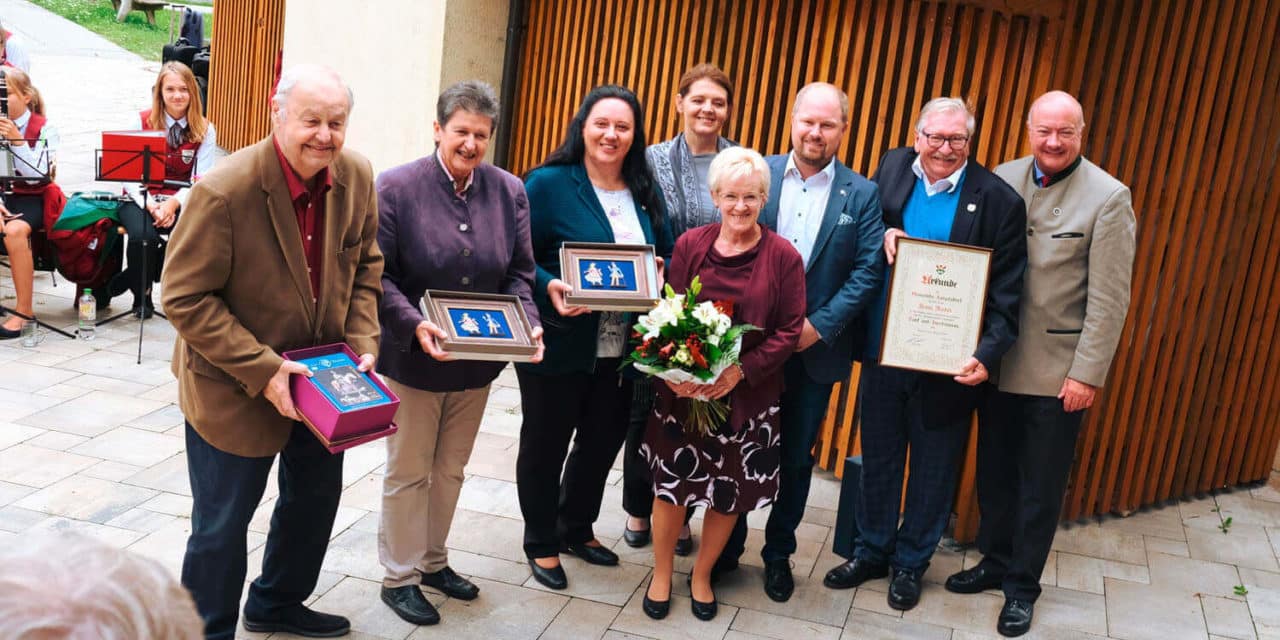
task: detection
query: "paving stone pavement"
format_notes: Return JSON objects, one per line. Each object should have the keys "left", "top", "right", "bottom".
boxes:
{"left": 3, "top": 2, "right": 1280, "bottom": 639}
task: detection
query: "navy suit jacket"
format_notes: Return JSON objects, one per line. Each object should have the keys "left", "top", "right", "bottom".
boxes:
{"left": 872, "top": 147, "right": 1028, "bottom": 420}
{"left": 759, "top": 154, "right": 885, "bottom": 384}
{"left": 518, "top": 162, "right": 675, "bottom": 376}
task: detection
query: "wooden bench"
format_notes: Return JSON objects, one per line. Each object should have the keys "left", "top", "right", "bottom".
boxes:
{"left": 111, "top": 0, "right": 169, "bottom": 27}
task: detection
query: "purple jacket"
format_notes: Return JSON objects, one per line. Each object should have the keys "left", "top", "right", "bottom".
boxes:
{"left": 375, "top": 154, "right": 539, "bottom": 392}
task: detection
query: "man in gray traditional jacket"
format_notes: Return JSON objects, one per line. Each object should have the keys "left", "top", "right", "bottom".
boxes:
{"left": 943, "top": 90, "right": 1137, "bottom": 638}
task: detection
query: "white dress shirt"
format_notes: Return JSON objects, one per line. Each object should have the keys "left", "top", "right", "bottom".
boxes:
{"left": 775, "top": 153, "right": 837, "bottom": 265}
{"left": 163, "top": 111, "right": 219, "bottom": 178}
{"left": 10, "top": 109, "right": 57, "bottom": 179}
{"left": 910, "top": 155, "right": 967, "bottom": 196}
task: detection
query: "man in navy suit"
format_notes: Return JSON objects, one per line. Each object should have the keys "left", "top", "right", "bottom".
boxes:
{"left": 821, "top": 97, "right": 1027, "bottom": 612}
{"left": 720, "top": 82, "right": 885, "bottom": 603}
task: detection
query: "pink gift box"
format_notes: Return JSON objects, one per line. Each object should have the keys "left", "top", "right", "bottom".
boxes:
{"left": 283, "top": 343, "right": 399, "bottom": 454}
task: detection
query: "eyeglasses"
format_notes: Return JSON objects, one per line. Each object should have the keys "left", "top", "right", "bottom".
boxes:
{"left": 1030, "top": 127, "right": 1080, "bottom": 141}
{"left": 717, "top": 192, "right": 763, "bottom": 207}
{"left": 921, "top": 132, "right": 970, "bottom": 150}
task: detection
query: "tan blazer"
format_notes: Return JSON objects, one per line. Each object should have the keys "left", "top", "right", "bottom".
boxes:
{"left": 993, "top": 156, "right": 1136, "bottom": 397}
{"left": 161, "top": 137, "right": 384, "bottom": 457}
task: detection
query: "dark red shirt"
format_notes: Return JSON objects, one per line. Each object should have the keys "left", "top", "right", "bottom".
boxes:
{"left": 272, "top": 137, "right": 330, "bottom": 300}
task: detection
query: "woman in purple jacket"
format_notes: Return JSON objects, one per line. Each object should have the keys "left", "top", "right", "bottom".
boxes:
{"left": 373, "top": 80, "right": 543, "bottom": 628}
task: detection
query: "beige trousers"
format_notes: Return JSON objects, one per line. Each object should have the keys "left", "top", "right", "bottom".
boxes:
{"left": 378, "top": 377, "right": 490, "bottom": 587}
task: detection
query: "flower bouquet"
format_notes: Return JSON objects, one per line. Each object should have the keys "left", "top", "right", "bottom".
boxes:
{"left": 625, "top": 276, "right": 759, "bottom": 436}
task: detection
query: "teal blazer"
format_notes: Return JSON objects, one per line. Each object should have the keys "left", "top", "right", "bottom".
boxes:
{"left": 518, "top": 163, "right": 674, "bottom": 375}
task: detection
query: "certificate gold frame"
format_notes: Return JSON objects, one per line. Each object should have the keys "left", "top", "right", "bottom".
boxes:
{"left": 420, "top": 290, "right": 539, "bottom": 362}
{"left": 879, "top": 237, "right": 992, "bottom": 376}
{"left": 559, "top": 241, "right": 660, "bottom": 311}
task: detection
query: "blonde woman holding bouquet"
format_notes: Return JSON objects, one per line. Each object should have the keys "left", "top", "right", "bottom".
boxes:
{"left": 638, "top": 147, "right": 805, "bottom": 621}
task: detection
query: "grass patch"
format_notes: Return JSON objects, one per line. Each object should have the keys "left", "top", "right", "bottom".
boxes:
{"left": 27, "top": 0, "right": 212, "bottom": 61}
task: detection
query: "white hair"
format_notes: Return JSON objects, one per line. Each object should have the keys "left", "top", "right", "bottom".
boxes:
{"left": 708, "top": 146, "right": 771, "bottom": 196}
{"left": 0, "top": 533, "right": 203, "bottom": 639}
{"left": 915, "top": 96, "right": 976, "bottom": 136}
{"left": 272, "top": 63, "right": 354, "bottom": 115}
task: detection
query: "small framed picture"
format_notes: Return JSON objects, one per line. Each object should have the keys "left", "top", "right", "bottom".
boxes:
{"left": 560, "top": 242, "right": 660, "bottom": 311}
{"left": 420, "top": 290, "right": 540, "bottom": 362}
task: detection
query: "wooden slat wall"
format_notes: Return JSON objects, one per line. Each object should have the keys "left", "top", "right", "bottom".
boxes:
{"left": 207, "top": 0, "right": 285, "bottom": 152}
{"left": 508, "top": 0, "right": 1280, "bottom": 541}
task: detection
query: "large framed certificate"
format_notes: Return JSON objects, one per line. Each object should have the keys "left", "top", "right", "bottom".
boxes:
{"left": 879, "top": 237, "right": 992, "bottom": 376}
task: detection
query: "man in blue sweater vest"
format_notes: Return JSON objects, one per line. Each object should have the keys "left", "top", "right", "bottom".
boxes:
{"left": 821, "top": 97, "right": 1027, "bottom": 613}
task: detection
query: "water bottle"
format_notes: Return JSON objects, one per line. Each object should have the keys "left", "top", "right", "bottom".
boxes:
{"left": 78, "top": 288, "right": 96, "bottom": 341}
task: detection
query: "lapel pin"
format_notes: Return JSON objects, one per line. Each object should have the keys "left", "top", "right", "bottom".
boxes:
{"left": 839, "top": 189, "right": 847, "bottom": 196}
{"left": 966, "top": 203, "right": 977, "bottom": 213}
{"left": 1052, "top": 207, "right": 1062, "bottom": 216}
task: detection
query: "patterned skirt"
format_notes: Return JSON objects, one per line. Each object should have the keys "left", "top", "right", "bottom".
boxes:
{"left": 640, "top": 402, "right": 781, "bottom": 514}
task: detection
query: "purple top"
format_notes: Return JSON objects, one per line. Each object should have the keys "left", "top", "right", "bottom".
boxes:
{"left": 375, "top": 154, "right": 540, "bottom": 392}
{"left": 656, "top": 223, "right": 806, "bottom": 430}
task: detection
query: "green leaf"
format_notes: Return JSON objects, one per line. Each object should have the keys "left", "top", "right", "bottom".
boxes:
{"left": 1234, "top": 584, "right": 1249, "bottom": 596}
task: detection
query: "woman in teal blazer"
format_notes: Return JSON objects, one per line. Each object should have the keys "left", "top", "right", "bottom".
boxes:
{"left": 515, "top": 85, "right": 674, "bottom": 590}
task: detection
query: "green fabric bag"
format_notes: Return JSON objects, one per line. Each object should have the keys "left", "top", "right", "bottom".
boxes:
{"left": 55, "top": 192, "right": 122, "bottom": 231}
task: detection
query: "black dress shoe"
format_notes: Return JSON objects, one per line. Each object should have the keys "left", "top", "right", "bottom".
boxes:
{"left": 997, "top": 597, "right": 1034, "bottom": 637}
{"left": 642, "top": 580, "right": 670, "bottom": 620}
{"left": 887, "top": 568, "right": 922, "bottom": 611}
{"left": 622, "top": 524, "right": 651, "bottom": 548}
{"left": 528, "top": 558, "right": 568, "bottom": 590}
{"left": 379, "top": 585, "right": 440, "bottom": 626}
{"left": 560, "top": 541, "right": 619, "bottom": 566}
{"left": 242, "top": 603, "right": 351, "bottom": 637}
{"left": 421, "top": 566, "right": 479, "bottom": 600}
{"left": 823, "top": 558, "right": 889, "bottom": 589}
{"left": 132, "top": 296, "right": 155, "bottom": 319}
{"left": 763, "top": 558, "right": 794, "bottom": 602}
{"left": 945, "top": 563, "right": 1005, "bottom": 594}
{"left": 691, "top": 594, "right": 718, "bottom": 621}
{"left": 674, "top": 531, "right": 693, "bottom": 556}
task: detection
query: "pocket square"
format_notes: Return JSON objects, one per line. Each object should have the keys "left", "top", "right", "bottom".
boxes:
{"left": 837, "top": 213, "right": 854, "bottom": 225}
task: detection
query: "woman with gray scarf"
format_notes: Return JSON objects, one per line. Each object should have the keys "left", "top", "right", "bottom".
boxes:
{"left": 623, "top": 63, "right": 736, "bottom": 555}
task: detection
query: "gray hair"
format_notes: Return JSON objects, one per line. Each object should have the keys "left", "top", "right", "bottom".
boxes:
{"left": 0, "top": 533, "right": 203, "bottom": 639}
{"left": 915, "top": 97, "right": 975, "bottom": 136}
{"left": 272, "top": 64, "right": 354, "bottom": 114}
{"left": 708, "top": 146, "right": 771, "bottom": 197}
{"left": 795, "top": 82, "right": 850, "bottom": 123}
{"left": 437, "top": 80, "right": 500, "bottom": 131}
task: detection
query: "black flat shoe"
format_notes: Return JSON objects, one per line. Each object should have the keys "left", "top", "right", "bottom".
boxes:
{"left": 0, "top": 324, "right": 20, "bottom": 339}
{"left": 242, "top": 603, "right": 351, "bottom": 637}
{"left": 642, "top": 580, "right": 670, "bottom": 620}
{"left": 622, "top": 524, "right": 651, "bottom": 548}
{"left": 674, "top": 531, "right": 693, "bottom": 556}
{"left": 691, "top": 595, "right": 718, "bottom": 621}
{"left": 528, "top": 558, "right": 568, "bottom": 590}
{"left": 997, "top": 597, "right": 1034, "bottom": 637}
{"left": 560, "top": 541, "right": 619, "bottom": 566}
{"left": 379, "top": 585, "right": 440, "bottom": 626}
{"left": 887, "top": 567, "right": 922, "bottom": 611}
{"left": 763, "top": 558, "right": 794, "bottom": 602}
{"left": 945, "top": 563, "right": 1005, "bottom": 594}
{"left": 421, "top": 566, "right": 479, "bottom": 600}
{"left": 132, "top": 297, "right": 155, "bottom": 319}
{"left": 823, "top": 558, "right": 889, "bottom": 589}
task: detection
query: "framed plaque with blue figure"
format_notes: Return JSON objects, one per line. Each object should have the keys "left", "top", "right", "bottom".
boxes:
{"left": 559, "top": 241, "right": 660, "bottom": 311}
{"left": 420, "top": 290, "right": 539, "bottom": 362}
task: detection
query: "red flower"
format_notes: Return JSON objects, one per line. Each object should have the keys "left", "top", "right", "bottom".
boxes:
{"left": 713, "top": 299, "right": 735, "bottom": 317}
{"left": 686, "top": 336, "right": 708, "bottom": 368}
{"left": 658, "top": 342, "right": 675, "bottom": 360}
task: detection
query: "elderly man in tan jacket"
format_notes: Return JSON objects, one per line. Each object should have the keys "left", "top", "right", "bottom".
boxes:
{"left": 161, "top": 64, "right": 382, "bottom": 640}
{"left": 942, "top": 90, "right": 1136, "bottom": 638}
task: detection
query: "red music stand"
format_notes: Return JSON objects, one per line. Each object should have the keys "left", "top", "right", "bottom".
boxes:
{"left": 95, "top": 130, "right": 178, "bottom": 362}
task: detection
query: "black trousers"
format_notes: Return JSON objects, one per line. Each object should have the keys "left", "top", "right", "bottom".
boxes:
{"left": 974, "top": 388, "right": 1084, "bottom": 601}
{"left": 181, "top": 422, "right": 343, "bottom": 640}
{"left": 515, "top": 362, "right": 632, "bottom": 558}
{"left": 116, "top": 201, "right": 165, "bottom": 301}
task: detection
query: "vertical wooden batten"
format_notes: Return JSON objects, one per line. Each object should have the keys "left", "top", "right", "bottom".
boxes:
{"left": 506, "top": 0, "right": 1280, "bottom": 541}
